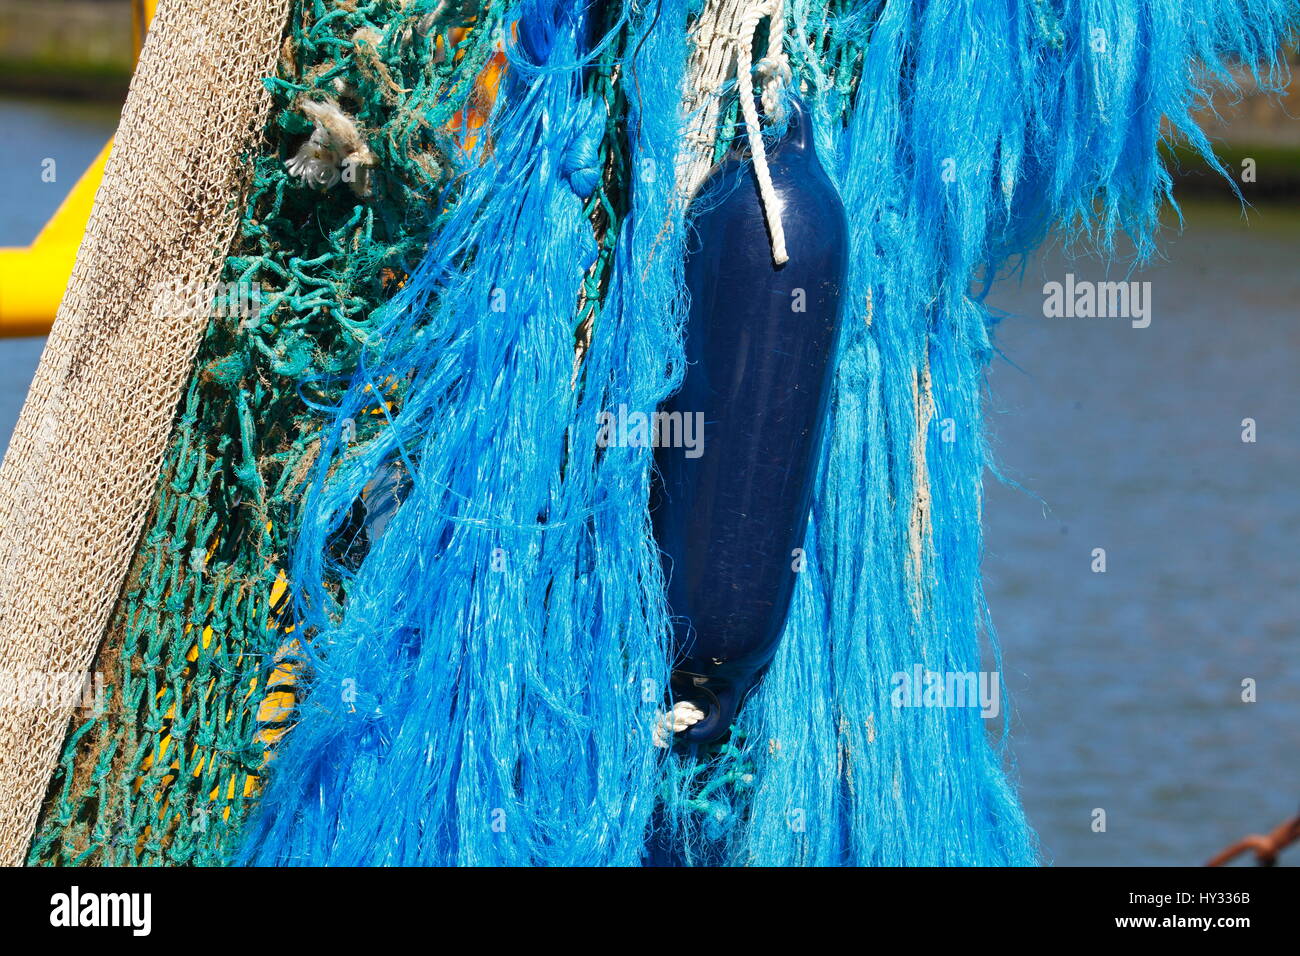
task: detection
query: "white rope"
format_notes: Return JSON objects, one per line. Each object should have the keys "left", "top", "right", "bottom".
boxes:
{"left": 677, "top": 0, "right": 792, "bottom": 266}
{"left": 653, "top": 700, "right": 707, "bottom": 749}
{"left": 735, "top": 0, "right": 789, "bottom": 264}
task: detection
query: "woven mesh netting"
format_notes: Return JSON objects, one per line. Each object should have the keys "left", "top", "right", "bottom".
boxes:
{"left": 25, "top": 0, "right": 535, "bottom": 866}
{"left": 25, "top": 0, "right": 887, "bottom": 865}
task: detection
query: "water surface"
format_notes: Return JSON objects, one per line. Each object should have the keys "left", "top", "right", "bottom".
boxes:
{"left": 985, "top": 202, "right": 1300, "bottom": 866}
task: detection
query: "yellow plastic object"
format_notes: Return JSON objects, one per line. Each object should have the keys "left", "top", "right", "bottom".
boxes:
{"left": 0, "top": 142, "right": 112, "bottom": 336}
{"left": 0, "top": 0, "right": 157, "bottom": 338}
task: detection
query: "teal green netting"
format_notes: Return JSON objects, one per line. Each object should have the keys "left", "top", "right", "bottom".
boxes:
{"left": 27, "top": 0, "right": 510, "bottom": 866}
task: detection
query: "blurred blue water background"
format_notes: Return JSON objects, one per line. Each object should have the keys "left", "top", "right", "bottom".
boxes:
{"left": 985, "top": 205, "right": 1300, "bottom": 866}
{"left": 1, "top": 95, "right": 1295, "bottom": 866}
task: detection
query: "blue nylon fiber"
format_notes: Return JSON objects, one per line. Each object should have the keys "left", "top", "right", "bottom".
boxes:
{"left": 239, "top": 0, "right": 687, "bottom": 866}
{"left": 561, "top": 98, "right": 607, "bottom": 198}
{"left": 240, "top": 0, "right": 1298, "bottom": 865}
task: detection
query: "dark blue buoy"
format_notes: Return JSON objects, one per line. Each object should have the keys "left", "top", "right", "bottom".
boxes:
{"left": 652, "top": 96, "right": 849, "bottom": 745}
{"left": 331, "top": 460, "right": 412, "bottom": 572}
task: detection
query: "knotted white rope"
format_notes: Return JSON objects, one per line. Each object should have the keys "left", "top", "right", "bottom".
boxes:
{"left": 677, "top": 0, "right": 793, "bottom": 265}
{"left": 653, "top": 700, "right": 707, "bottom": 749}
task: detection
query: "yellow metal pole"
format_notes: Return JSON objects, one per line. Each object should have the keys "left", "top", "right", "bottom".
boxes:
{"left": 0, "top": 0, "right": 158, "bottom": 337}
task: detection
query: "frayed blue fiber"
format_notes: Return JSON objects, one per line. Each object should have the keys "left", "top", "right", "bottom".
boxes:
{"left": 240, "top": 0, "right": 1298, "bottom": 865}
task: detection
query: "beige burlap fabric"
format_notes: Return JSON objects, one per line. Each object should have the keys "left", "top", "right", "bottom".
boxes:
{"left": 0, "top": 0, "right": 290, "bottom": 865}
